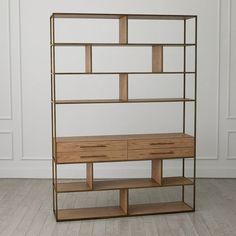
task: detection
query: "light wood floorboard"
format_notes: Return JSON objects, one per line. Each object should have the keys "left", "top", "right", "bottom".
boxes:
{"left": 0, "top": 179, "right": 236, "bottom": 236}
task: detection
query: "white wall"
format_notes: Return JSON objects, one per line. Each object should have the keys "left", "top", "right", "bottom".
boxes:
{"left": 0, "top": 0, "right": 235, "bottom": 178}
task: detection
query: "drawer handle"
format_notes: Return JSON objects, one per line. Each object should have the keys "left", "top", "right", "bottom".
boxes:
{"left": 80, "top": 145, "right": 107, "bottom": 148}
{"left": 150, "top": 142, "right": 174, "bottom": 146}
{"left": 149, "top": 151, "right": 174, "bottom": 155}
{"left": 80, "top": 155, "right": 107, "bottom": 158}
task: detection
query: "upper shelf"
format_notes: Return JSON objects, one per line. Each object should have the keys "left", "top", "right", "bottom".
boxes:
{"left": 53, "top": 72, "right": 195, "bottom": 75}
{"left": 51, "top": 43, "right": 196, "bottom": 47}
{"left": 51, "top": 13, "right": 196, "bottom": 20}
{"left": 53, "top": 98, "right": 195, "bottom": 105}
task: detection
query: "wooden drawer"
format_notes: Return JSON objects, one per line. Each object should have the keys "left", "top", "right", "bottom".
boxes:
{"left": 57, "top": 140, "right": 127, "bottom": 153}
{"left": 128, "top": 138, "right": 194, "bottom": 150}
{"left": 128, "top": 147, "right": 194, "bottom": 160}
{"left": 57, "top": 150, "right": 127, "bottom": 164}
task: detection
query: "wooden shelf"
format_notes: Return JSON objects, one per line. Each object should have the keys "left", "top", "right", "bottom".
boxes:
{"left": 52, "top": 13, "right": 196, "bottom": 20}
{"left": 162, "top": 177, "right": 193, "bottom": 186}
{"left": 56, "top": 177, "right": 193, "bottom": 193}
{"left": 54, "top": 98, "right": 195, "bottom": 105}
{"left": 57, "top": 201, "right": 193, "bottom": 221}
{"left": 52, "top": 43, "right": 196, "bottom": 47}
{"left": 56, "top": 182, "right": 91, "bottom": 193}
{"left": 57, "top": 206, "right": 126, "bottom": 221}
{"left": 54, "top": 72, "right": 195, "bottom": 75}
{"left": 129, "top": 201, "right": 193, "bottom": 216}
{"left": 56, "top": 133, "right": 193, "bottom": 142}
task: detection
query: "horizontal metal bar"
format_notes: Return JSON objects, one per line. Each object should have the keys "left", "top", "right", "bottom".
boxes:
{"left": 52, "top": 72, "right": 196, "bottom": 75}
{"left": 52, "top": 98, "right": 196, "bottom": 105}
{"left": 51, "top": 43, "right": 196, "bottom": 47}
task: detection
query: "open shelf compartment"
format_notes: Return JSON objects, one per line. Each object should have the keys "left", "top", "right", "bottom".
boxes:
{"left": 56, "top": 176, "right": 193, "bottom": 193}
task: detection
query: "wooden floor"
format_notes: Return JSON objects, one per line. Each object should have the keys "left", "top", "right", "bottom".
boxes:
{"left": 0, "top": 179, "right": 236, "bottom": 236}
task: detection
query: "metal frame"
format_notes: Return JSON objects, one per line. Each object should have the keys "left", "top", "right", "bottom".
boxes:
{"left": 50, "top": 13, "right": 197, "bottom": 221}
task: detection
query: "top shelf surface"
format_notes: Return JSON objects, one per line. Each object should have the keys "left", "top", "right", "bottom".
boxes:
{"left": 51, "top": 13, "right": 196, "bottom": 20}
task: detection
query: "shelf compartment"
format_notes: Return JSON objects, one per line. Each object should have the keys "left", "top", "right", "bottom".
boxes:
{"left": 54, "top": 98, "right": 195, "bottom": 104}
{"left": 56, "top": 177, "right": 193, "bottom": 193}
{"left": 162, "top": 176, "right": 193, "bottom": 186}
{"left": 94, "top": 178, "right": 160, "bottom": 191}
{"left": 129, "top": 201, "right": 193, "bottom": 216}
{"left": 57, "top": 201, "right": 192, "bottom": 221}
{"left": 96, "top": 177, "right": 194, "bottom": 189}
{"left": 57, "top": 182, "right": 91, "bottom": 193}
{"left": 57, "top": 206, "right": 126, "bottom": 221}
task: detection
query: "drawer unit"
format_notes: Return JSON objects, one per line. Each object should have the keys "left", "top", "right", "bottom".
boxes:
{"left": 57, "top": 140, "right": 127, "bottom": 153}
{"left": 128, "top": 147, "right": 194, "bottom": 160}
{"left": 57, "top": 150, "right": 127, "bottom": 163}
{"left": 56, "top": 140, "right": 127, "bottom": 163}
{"left": 128, "top": 137, "right": 194, "bottom": 150}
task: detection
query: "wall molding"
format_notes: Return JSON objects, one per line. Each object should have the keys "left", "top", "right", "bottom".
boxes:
{"left": 17, "top": 0, "right": 50, "bottom": 160}
{"left": 226, "top": 0, "right": 236, "bottom": 119}
{"left": 0, "top": 130, "right": 13, "bottom": 160}
{"left": 0, "top": 0, "right": 13, "bottom": 120}
{"left": 214, "top": 0, "right": 221, "bottom": 160}
{"left": 226, "top": 130, "right": 236, "bottom": 159}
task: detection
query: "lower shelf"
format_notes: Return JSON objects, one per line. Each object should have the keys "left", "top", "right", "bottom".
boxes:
{"left": 56, "top": 177, "right": 193, "bottom": 193}
{"left": 57, "top": 206, "right": 126, "bottom": 221}
{"left": 129, "top": 201, "right": 193, "bottom": 216}
{"left": 56, "top": 201, "right": 193, "bottom": 221}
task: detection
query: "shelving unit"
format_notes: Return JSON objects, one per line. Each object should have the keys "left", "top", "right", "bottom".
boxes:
{"left": 50, "top": 13, "right": 197, "bottom": 221}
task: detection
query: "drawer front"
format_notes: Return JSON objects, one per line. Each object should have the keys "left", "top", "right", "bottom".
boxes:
{"left": 128, "top": 147, "right": 194, "bottom": 160}
{"left": 57, "top": 140, "right": 127, "bottom": 153}
{"left": 57, "top": 150, "right": 127, "bottom": 164}
{"left": 128, "top": 138, "right": 194, "bottom": 150}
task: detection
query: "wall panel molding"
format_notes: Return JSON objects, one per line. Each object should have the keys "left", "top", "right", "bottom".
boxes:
{"left": 226, "top": 130, "right": 236, "bottom": 159}
{"left": 0, "top": 0, "right": 12, "bottom": 120}
{"left": 215, "top": 0, "right": 221, "bottom": 160}
{"left": 0, "top": 131, "right": 13, "bottom": 160}
{"left": 227, "top": 0, "right": 236, "bottom": 119}
{"left": 17, "top": 0, "right": 50, "bottom": 161}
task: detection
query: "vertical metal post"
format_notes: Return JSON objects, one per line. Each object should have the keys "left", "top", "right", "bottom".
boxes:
{"left": 182, "top": 19, "right": 186, "bottom": 202}
{"left": 50, "top": 15, "right": 55, "bottom": 215}
{"left": 193, "top": 16, "right": 198, "bottom": 211}
{"left": 51, "top": 14, "right": 58, "bottom": 219}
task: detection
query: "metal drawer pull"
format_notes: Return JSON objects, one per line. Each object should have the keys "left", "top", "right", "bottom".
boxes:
{"left": 80, "top": 145, "right": 107, "bottom": 148}
{"left": 150, "top": 142, "right": 174, "bottom": 145}
{"left": 81, "top": 155, "right": 107, "bottom": 158}
{"left": 149, "top": 151, "right": 174, "bottom": 155}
